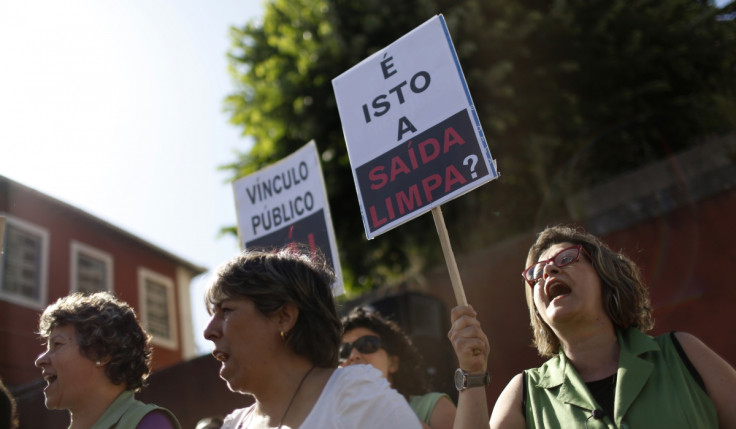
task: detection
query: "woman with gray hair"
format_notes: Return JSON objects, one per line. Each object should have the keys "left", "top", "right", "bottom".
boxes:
{"left": 35, "top": 291, "right": 180, "bottom": 429}
{"left": 449, "top": 225, "right": 736, "bottom": 428}
{"left": 203, "top": 247, "right": 421, "bottom": 429}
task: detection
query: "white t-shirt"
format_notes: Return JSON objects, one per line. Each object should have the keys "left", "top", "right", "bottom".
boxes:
{"left": 222, "top": 364, "right": 422, "bottom": 429}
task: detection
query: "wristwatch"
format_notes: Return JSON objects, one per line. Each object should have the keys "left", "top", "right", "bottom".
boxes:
{"left": 454, "top": 368, "right": 491, "bottom": 391}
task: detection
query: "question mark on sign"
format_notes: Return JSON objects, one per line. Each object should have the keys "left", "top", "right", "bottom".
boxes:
{"left": 463, "top": 154, "right": 478, "bottom": 179}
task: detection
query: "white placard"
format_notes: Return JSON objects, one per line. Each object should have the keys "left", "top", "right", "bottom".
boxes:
{"left": 232, "top": 141, "right": 344, "bottom": 295}
{"left": 333, "top": 15, "right": 498, "bottom": 239}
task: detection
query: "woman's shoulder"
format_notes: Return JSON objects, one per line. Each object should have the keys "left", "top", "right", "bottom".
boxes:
{"left": 330, "top": 364, "right": 389, "bottom": 386}
{"left": 409, "top": 391, "right": 449, "bottom": 405}
{"left": 524, "top": 354, "right": 562, "bottom": 383}
{"left": 136, "top": 410, "right": 180, "bottom": 429}
{"left": 408, "top": 391, "right": 453, "bottom": 423}
{"left": 320, "top": 365, "right": 400, "bottom": 404}
{"left": 490, "top": 373, "right": 525, "bottom": 429}
{"left": 221, "top": 404, "right": 256, "bottom": 429}
{"left": 303, "top": 366, "right": 421, "bottom": 428}
{"left": 316, "top": 365, "right": 389, "bottom": 401}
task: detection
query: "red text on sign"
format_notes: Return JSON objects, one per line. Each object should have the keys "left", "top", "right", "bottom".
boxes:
{"left": 368, "top": 125, "right": 466, "bottom": 190}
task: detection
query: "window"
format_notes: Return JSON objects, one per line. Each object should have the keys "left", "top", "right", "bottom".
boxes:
{"left": 0, "top": 215, "right": 49, "bottom": 309}
{"left": 70, "top": 241, "right": 113, "bottom": 294}
{"left": 138, "top": 267, "right": 178, "bottom": 349}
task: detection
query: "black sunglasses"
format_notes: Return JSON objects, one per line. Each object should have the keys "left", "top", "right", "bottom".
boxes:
{"left": 338, "top": 335, "right": 383, "bottom": 362}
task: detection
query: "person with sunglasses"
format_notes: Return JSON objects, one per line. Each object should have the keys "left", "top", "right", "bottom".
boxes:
{"left": 203, "top": 247, "right": 421, "bottom": 429}
{"left": 340, "top": 308, "right": 457, "bottom": 429}
{"left": 449, "top": 225, "right": 736, "bottom": 428}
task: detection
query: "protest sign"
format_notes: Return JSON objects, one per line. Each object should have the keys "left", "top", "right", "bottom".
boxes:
{"left": 232, "top": 141, "right": 344, "bottom": 295}
{"left": 332, "top": 14, "right": 498, "bottom": 240}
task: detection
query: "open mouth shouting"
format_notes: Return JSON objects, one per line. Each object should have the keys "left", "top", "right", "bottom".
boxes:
{"left": 546, "top": 281, "right": 571, "bottom": 303}
{"left": 212, "top": 350, "right": 229, "bottom": 363}
{"left": 212, "top": 350, "right": 234, "bottom": 381}
{"left": 42, "top": 372, "right": 58, "bottom": 390}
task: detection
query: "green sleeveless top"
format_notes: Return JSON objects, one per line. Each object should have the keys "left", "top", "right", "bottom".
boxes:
{"left": 523, "top": 328, "right": 717, "bottom": 429}
{"left": 91, "top": 390, "right": 181, "bottom": 429}
{"left": 408, "top": 392, "right": 450, "bottom": 424}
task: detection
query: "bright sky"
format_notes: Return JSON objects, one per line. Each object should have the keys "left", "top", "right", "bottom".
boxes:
{"left": 0, "top": 0, "right": 263, "bottom": 353}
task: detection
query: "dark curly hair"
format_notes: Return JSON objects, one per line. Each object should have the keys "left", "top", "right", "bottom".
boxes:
{"left": 341, "top": 308, "right": 430, "bottom": 400}
{"left": 38, "top": 292, "right": 153, "bottom": 391}
{"left": 524, "top": 225, "right": 654, "bottom": 357}
{"left": 205, "top": 246, "right": 341, "bottom": 368}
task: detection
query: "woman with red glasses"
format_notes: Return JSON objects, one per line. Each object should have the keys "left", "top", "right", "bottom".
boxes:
{"left": 450, "top": 225, "right": 736, "bottom": 428}
{"left": 340, "top": 308, "right": 457, "bottom": 429}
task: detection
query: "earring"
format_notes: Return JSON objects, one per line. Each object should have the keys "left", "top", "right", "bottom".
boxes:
{"left": 96, "top": 361, "right": 101, "bottom": 366}
{"left": 280, "top": 331, "right": 287, "bottom": 341}
{"left": 611, "top": 289, "right": 621, "bottom": 314}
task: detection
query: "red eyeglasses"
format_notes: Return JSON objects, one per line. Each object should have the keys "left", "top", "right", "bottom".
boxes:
{"left": 522, "top": 244, "right": 592, "bottom": 287}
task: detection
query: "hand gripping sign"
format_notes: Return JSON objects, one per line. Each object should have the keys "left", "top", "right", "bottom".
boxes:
{"left": 232, "top": 141, "right": 344, "bottom": 295}
{"left": 333, "top": 15, "right": 498, "bottom": 304}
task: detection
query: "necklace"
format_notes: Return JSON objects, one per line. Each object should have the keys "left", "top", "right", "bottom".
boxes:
{"left": 277, "top": 365, "right": 315, "bottom": 429}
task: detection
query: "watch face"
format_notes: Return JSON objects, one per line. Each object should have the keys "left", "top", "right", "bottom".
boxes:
{"left": 454, "top": 368, "right": 466, "bottom": 390}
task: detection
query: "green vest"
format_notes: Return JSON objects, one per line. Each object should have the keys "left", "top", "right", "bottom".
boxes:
{"left": 90, "top": 390, "right": 181, "bottom": 429}
{"left": 408, "top": 392, "right": 450, "bottom": 424}
{"left": 523, "top": 328, "right": 717, "bottom": 429}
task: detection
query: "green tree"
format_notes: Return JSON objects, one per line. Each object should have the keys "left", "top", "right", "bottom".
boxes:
{"left": 223, "top": 0, "right": 736, "bottom": 293}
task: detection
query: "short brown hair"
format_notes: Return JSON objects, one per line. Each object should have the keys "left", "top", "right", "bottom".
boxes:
{"left": 206, "top": 246, "right": 341, "bottom": 367}
{"left": 524, "top": 225, "right": 654, "bottom": 357}
{"left": 38, "top": 292, "right": 153, "bottom": 391}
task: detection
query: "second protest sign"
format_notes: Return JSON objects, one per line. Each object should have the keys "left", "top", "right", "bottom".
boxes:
{"left": 232, "top": 141, "right": 344, "bottom": 295}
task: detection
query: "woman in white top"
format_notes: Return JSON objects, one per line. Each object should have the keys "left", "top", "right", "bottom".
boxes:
{"left": 203, "top": 246, "right": 421, "bottom": 429}
{"left": 340, "top": 308, "right": 456, "bottom": 429}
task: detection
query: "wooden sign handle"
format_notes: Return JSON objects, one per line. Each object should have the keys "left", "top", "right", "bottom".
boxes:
{"left": 0, "top": 216, "right": 5, "bottom": 256}
{"left": 431, "top": 206, "right": 468, "bottom": 306}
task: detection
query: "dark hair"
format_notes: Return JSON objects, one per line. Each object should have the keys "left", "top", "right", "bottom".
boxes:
{"left": 38, "top": 292, "right": 153, "bottom": 391}
{"left": 1, "top": 378, "right": 18, "bottom": 429}
{"left": 205, "top": 246, "right": 341, "bottom": 367}
{"left": 524, "top": 225, "right": 654, "bottom": 357}
{"left": 341, "top": 308, "right": 430, "bottom": 399}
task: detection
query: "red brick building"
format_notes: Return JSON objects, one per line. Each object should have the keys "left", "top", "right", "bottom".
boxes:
{"left": 0, "top": 175, "right": 206, "bottom": 426}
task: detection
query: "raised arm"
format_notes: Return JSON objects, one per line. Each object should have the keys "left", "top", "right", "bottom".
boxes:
{"left": 448, "top": 305, "right": 490, "bottom": 429}
{"left": 675, "top": 332, "right": 736, "bottom": 428}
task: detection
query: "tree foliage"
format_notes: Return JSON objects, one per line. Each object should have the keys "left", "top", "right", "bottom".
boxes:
{"left": 223, "top": 0, "right": 736, "bottom": 293}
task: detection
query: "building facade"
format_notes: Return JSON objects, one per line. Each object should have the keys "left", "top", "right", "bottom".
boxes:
{"left": 0, "top": 175, "right": 206, "bottom": 391}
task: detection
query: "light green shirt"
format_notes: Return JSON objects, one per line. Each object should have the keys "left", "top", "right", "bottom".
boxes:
{"left": 523, "top": 328, "right": 717, "bottom": 428}
{"left": 91, "top": 390, "right": 180, "bottom": 429}
{"left": 409, "top": 391, "right": 450, "bottom": 424}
